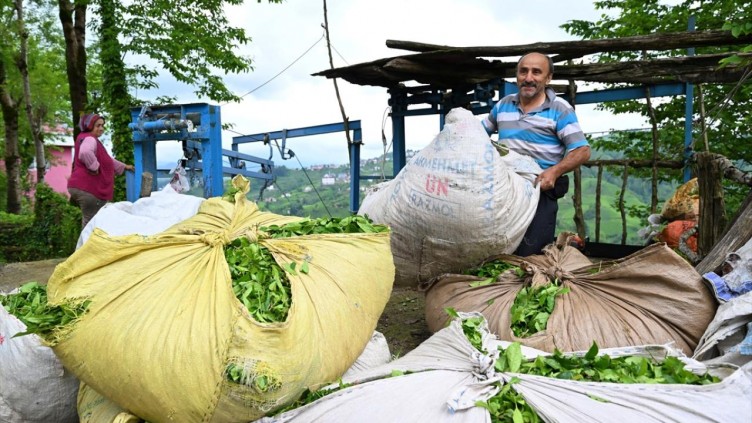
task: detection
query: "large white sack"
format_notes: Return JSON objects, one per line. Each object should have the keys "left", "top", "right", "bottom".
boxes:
{"left": 358, "top": 107, "right": 540, "bottom": 287}
{"left": 258, "top": 313, "right": 752, "bottom": 423}
{"left": 76, "top": 185, "right": 204, "bottom": 248}
{"left": 694, "top": 291, "right": 752, "bottom": 367}
{"left": 0, "top": 306, "right": 78, "bottom": 423}
{"left": 342, "top": 331, "right": 392, "bottom": 379}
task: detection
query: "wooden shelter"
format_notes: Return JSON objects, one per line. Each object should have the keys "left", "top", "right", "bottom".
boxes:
{"left": 314, "top": 29, "right": 752, "bottom": 270}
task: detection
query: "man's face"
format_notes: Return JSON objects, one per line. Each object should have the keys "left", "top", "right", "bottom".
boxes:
{"left": 516, "top": 53, "right": 552, "bottom": 101}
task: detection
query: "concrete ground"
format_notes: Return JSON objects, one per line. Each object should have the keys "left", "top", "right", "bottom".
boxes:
{"left": 0, "top": 258, "right": 65, "bottom": 293}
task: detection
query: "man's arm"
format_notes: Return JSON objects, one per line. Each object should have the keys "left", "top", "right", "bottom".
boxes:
{"left": 535, "top": 146, "right": 591, "bottom": 191}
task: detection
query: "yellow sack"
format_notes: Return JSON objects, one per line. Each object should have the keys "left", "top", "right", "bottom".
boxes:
{"left": 77, "top": 383, "right": 141, "bottom": 423}
{"left": 661, "top": 177, "right": 700, "bottom": 221}
{"left": 47, "top": 177, "right": 395, "bottom": 423}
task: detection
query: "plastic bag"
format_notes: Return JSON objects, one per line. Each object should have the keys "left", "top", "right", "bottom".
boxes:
{"left": 168, "top": 162, "right": 190, "bottom": 193}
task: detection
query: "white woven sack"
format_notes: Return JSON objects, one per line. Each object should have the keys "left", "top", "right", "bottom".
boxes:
{"left": 359, "top": 107, "right": 540, "bottom": 287}
{"left": 76, "top": 184, "right": 204, "bottom": 249}
{"left": 0, "top": 306, "right": 78, "bottom": 423}
{"left": 258, "top": 313, "right": 752, "bottom": 423}
{"left": 342, "top": 331, "right": 392, "bottom": 379}
{"left": 693, "top": 291, "right": 752, "bottom": 367}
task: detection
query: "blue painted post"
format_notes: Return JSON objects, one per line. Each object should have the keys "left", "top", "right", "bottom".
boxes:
{"left": 125, "top": 170, "right": 135, "bottom": 201}
{"left": 684, "top": 15, "right": 696, "bottom": 182}
{"left": 389, "top": 88, "right": 408, "bottom": 176}
{"left": 200, "top": 105, "right": 224, "bottom": 197}
{"left": 392, "top": 114, "right": 406, "bottom": 176}
{"left": 128, "top": 107, "right": 157, "bottom": 201}
{"left": 349, "top": 127, "right": 362, "bottom": 213}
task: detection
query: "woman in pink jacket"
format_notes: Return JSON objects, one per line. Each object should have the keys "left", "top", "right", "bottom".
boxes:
{"left": 67, "top": 113, "right": 134, "bottom": 227}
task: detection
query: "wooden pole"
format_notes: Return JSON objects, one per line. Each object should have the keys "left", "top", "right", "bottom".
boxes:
{"left": 695, "top": 189, "right": 752, "bottom": 275}
{"left": 693, "top": 152, "right": 727, "bottom": 257}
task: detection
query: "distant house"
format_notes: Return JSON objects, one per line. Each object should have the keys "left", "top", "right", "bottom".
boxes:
{"left": 322, "top": 173, "right": 335, "bottom": 186}
{"left": 303, "top": 186, "right": 313, "bottom": 192}
{"left": 26, "top": 124, "right": 75, "bottom": 198}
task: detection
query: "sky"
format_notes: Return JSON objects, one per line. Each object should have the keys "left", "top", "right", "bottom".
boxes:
{"left": 134, "top": 0, "right": 663, "bottom": 170}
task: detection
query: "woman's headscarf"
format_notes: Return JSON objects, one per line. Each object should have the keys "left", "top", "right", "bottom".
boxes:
{"left": 79, "top": 113, "right": 104, "bottom": 133}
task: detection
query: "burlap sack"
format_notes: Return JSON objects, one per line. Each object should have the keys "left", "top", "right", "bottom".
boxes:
{"left": 423, "top": 242, "right": 716, "bottom": 355}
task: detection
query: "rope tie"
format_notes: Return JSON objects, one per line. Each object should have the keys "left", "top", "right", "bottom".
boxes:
{"left": 199, "top": 230, "right": 232, "bottom": 247}
{"left": 546, "top": 265, "right": 574, "bottom": 283}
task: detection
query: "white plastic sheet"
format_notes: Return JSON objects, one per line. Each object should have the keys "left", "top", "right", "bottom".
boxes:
{"left": 257, "top": 313, "right": 752, "bottom": 423}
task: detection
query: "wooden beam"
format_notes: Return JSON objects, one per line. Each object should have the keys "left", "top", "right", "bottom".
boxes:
{"left": 385, "top": 30, "right": 752, "bottom": 58}
{"left": 315, "top": 51, "right": 752, "bottom": 88}
{"left": 583, "top": 159, "right": 683, "bottom": 169}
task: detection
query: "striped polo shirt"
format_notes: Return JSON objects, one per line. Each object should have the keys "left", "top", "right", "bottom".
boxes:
{"left": 482, "top": 87, "right": 588, "bottom": 169}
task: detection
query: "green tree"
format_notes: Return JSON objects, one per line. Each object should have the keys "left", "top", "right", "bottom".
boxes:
{"left": 85, "top": 0, "right": 283, "bottom": 199}
{"left": 1, "top": 0, "right": 69, "bottom": 213}
{"left": 561, "top": 0, "right": 752, "bottom": 214}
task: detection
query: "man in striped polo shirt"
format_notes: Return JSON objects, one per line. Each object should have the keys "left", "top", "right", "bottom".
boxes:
{"left": 482, "top": 52, "right": 591, "bottom": 256}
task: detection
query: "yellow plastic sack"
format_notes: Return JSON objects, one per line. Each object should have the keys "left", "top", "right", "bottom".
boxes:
{"left": 77, "top": 383, "right": 141, "bottom": 423}
{"left": 46, "top": 176, "right": 395, "bottom": 423}
{"left": 661, "top": 177, "right": 700, "bottom": 221}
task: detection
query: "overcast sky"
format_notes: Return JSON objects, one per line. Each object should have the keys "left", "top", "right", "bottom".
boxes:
{"left": 136, "top": 0, "right": 669, "bottom": 170}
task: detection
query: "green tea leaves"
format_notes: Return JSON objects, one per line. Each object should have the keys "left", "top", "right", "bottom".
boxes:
{"left": 509, "top": 280, "right": 569, "bottom": 338}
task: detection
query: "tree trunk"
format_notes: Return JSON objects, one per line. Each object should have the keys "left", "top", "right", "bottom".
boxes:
{"left": 58, "top": 0, "right": 88, "bottom": 139}
{"left": 0, "top": 61, "right": 23, "bottom": 214}
{"left": 14, "top": 0, "right": 47, "bottom": 184}
{"left": 98, "top": 0, "right": 132, "bottom": 201}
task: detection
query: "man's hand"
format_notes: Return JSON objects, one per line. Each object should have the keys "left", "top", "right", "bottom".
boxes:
{"left": 536, "top": 146, "right": 591, "bottom": 191}
{"left": 535, "top": 168, "right": 561, "bottom": 191}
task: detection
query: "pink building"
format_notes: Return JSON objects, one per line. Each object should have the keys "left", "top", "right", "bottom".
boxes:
{"left": 28, "top": 124, "right": 75, "bottom": 198}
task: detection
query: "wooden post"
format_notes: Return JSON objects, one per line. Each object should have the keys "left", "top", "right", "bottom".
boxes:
{"left": 140, "top": 171, "right": 153, "bottom": 198}
{"left": 595, "top": 165, "right": 603, "bottom": 242}
{"left": 573, "top": 167, "right": 586, "bottom": 238}
{"left": 693, "top": 152, "right": 727, "bottom": 257}
{"left": 695, "top": 190, "right": 752, "bottom": 275}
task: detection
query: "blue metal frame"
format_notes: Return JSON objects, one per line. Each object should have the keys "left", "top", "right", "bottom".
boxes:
{"left": 232, "top": 120, "right": 362, "bottom": 212}
{"left": 344, "top": 80, "right": 694, "bottom": 212}
{"left": 128, "top": 103, "right": 274, "bottom": 201}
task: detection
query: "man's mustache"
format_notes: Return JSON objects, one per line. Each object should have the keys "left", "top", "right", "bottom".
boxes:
{"left": 521, "top": 82, "right": 537, "bottom": 87}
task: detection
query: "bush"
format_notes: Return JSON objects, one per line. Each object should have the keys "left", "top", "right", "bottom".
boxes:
{"left": 29, "top": 183, "right": 81, "bottom": 259}
{"left": 0, "top": 184, "right": 81, "bottom": 263}
{"left": 0, "top": 212, "right": 34, "bottom": 263}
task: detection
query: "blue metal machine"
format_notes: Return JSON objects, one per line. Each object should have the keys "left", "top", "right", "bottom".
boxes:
{"left": 127, "top": 103, "right": 275, "bottom": 201}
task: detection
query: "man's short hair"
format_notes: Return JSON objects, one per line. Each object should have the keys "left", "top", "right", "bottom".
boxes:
{"left": 517, "top": 53, "right": 554, "bottom": 76}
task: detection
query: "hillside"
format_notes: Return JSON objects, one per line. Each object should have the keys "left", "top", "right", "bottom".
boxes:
{"left": 253, "top": 151, "right": 683, "bottom": 246}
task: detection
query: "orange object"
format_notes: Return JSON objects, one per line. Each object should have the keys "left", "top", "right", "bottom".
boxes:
{"left": 658, "top": 220, "right": 698, "bottom": 252}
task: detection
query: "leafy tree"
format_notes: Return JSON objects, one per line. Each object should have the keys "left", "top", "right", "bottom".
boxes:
{"left": 70, "top": 0, "right": 284, "bottom": 200}
{"left": 1, "top": 0, "right": 68, "bottom": 213}
{"left": 561, "top": 0, "right": 752, "bottom": 215}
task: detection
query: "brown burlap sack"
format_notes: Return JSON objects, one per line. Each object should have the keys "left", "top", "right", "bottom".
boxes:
{"left": 422, "top": 242, "right": 716, "bottom": 355}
